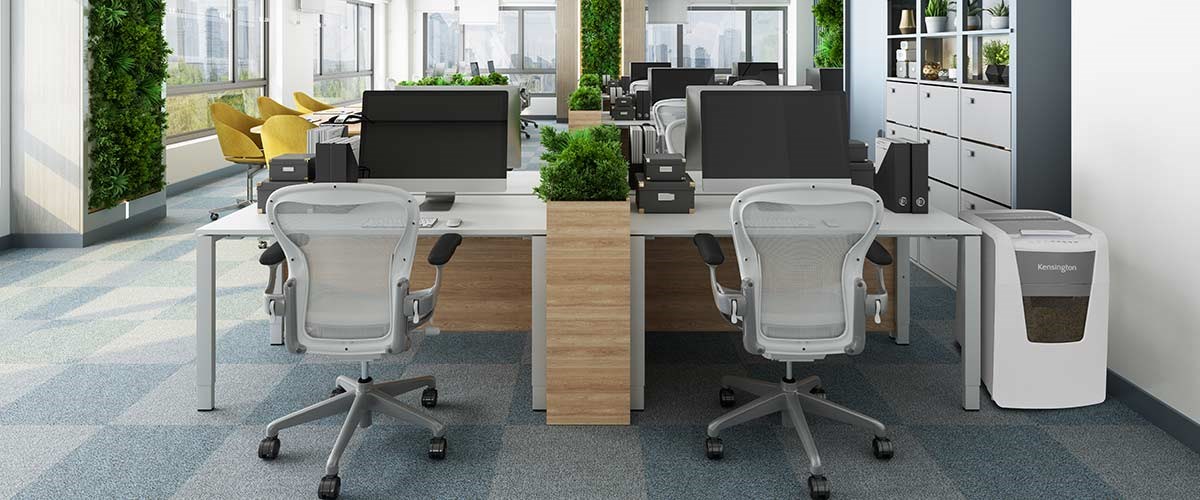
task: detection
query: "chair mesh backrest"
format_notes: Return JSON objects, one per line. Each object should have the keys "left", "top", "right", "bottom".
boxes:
{"left": 271, "top": 190, "right": 417, "bottom": 341}
{"left": 652, "top": 98, "right": 687, "bottom": 132}
{"left": 735, "top": 190, "right": 879, "bottom": 342}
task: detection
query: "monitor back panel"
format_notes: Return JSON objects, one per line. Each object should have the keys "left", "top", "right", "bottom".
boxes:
{"left": 360, "top": 90, "right": 508, "bottom": 179}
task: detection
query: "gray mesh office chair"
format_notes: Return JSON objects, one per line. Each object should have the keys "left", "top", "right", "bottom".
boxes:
{"left": 664, "top": 119, "right": 686, "bottom": 154}
{"left": 693, "top": 183, "right": 894, "bottom": 500}
{"left": 629, "top": 79, "right": 650, "bottom": 96}
{"left": 256, "top": 183, "right": 462, "bottom": 500}
{"left": 651, "top": 98, "right": 686, "bottom": 152}
{"left": 732, "top": 79, "right": 766, "bottom": 86}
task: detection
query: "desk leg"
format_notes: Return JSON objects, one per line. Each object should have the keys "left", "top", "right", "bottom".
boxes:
{"left": 892, "top": 237, "right": 912, "bottom": 345}
{"left": 196, "top": 235, "right": 221, "bottom": 411}
{"left": 630, "top": 236, "right": 645, "bottom": 411}
{"left": 531, "top": 236, "right": 547, "bottom": 411}
{"left": 956, "top": 235, "right": 981, "bottom": 411}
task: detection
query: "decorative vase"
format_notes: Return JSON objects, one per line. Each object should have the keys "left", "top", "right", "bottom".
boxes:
{"left": 985, "top": 64, "right": 1008, "bottom": 84}
{"left": 1001, "top": 65, "right": 1010, "bottom": 84}
{"left": 966, "top": 15, "right": 982, "bottom": 30}
{"left": 990, "top": 16, "right": 1009, "bottom": 29}
{"left": 925, "top": 16, "right": 948, "bottom": 33}
{"left": 922, "top": 62, "right": 943, "bottom": 81}
{"left": 899, "top": 10, "right": 916, "bottom": 34}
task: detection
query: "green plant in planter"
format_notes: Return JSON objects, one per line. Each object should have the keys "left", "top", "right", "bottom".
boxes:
{"left": 396, "top": 72, "right": 510, "bottom": 87}
{"left": 925, "top": 0, "right": 950, "bottom": 17}
{"left": 568, "top": 85, "right": 603, "bottom": 111}
{"left": 812, "top": 0, "right": 844, "bottom": 68}
{"left": 579, "top": 73, "right": 603, "bottom": 90}
{"left": 487, "top": 72, "right": 510, "bottom": 85}
{"left": 87, "top": 0, "right": 170, "bottom": 211}
{"left": 534, "top": 126, "right": 628, "bottom": 202}
{"left": 983, "top": 40, "right": 1010, "bottom": 66}
{"left": 580, "top": 0, "right": 621, "bottom": 76}
{"left": 986, "top": 0, "right": 1009, "bottom": 17}
{"left": 540, "top": 125, "right": 620, "bottom": 163}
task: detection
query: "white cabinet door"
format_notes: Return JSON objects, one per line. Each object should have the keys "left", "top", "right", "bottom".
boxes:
{"left": 961, "top": 90, "right": 1012, "bottom": 149}
{"left": 961, "top": 142, "right": 1012, "bottom": 206}
{"left": 923, "top": 131, "right": 959, "bottom": 185}
{"left": 885, "top": 123, "right": 920, "bottom": 142}
{"left": 886, "top": 82, "right": 919, "bottom": 127}
{"left": 919, "top": 180, "right": 959, "bottom": 285}
{"left": 961, "top": 190, "right": 1008, "bottom": 212}
{"left": 919, "top": 85, "right": 959, "bottom": 136}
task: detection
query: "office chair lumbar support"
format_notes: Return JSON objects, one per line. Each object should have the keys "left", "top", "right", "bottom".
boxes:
{"left": 257, "top": 183, "right": 463, "bottom": 500}
{"left": 692, "top": 183, "right": 895, "bottom": 500}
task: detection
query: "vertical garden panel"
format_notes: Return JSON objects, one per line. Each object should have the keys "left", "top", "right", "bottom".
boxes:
{"left": 580, "top": 0, "right": 621, "bottom": 77}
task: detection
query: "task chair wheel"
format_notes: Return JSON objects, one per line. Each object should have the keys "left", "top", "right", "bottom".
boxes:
{"left": 872, "top": 437, "right": 895, "bottom": 460}
{"left": 704, "top": 437, "right": 724, "bottom": 460}
{"left": 807, "top": 475, "right": 831, "bottom": 500}
{"left": 317, "top": 474, "right": 341, "bottom": 500}
{"left": 809, "top": 386, "right": 827, "bottom": 399}
{"left": 428, "top": 437, "right": 448, "bottom": 460}
{"left": 421, "top": 388, "right": 438, "bottom": 408}
{"left": 209, "top": 212, "right": 220, "bottom": 221}
{"left": 718, "top": 388, "right": 736, "bottom": 408}
{"left": 330, "top": 386, "right": 347, "bottom": 398}
{"left": 257, "top": 436, "right": 280, "bottom": 460}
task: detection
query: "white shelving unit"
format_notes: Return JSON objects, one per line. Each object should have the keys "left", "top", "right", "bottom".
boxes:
{"left": 883, "top": 0, "right": 1071, "bottom": 284}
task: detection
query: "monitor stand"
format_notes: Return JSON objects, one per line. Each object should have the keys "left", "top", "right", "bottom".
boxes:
{"left": 420, "top": 192, "right": 456, "bottom": 211}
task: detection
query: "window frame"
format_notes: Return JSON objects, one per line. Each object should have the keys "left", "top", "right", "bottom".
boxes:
{"left": 165, "top": 0, "right": 270, "bottom": 144}
{"left": 647, "top": 6, "right": 788, "bottom": 81}
{"left": 315, "top": 0, "right": 375, "bottom": 105}
{"left": 422, "top": 6, "right": 557, "bottom": 97}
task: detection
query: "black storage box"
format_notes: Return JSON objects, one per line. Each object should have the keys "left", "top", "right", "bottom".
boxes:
{"left": 635, "top": 173, "right": 695, "bottom": 214}
{"left": 848, "top": 140, "right": 869, "bottom": 163}
{"left": 257, "top": 181, "right": 305, "bottom": 213}
{"left": 850, "top": 161, "right": 875, "bottom": 191}
{"left": 614, "top": 95, "right": 635, "bottom": 107}
{"left": 315, "top": 140, "right": 359, "bottom": 183}
{"left": 643, "top": 153, "right": 686, "bottom": 182}
{"left": 269, "top": 154, "right": 314, "bottom": 182}
{"left": 611, "top": 106, "right": 636, "bottom": 120}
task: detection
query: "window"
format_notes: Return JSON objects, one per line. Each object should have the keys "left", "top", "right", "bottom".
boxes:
{"left": 423, "top": 7, "right": 557, "bottom": 96}
{"left": 646, "top": 6, "right": 786, "bottom": 80}
{"left": 315, "top": 1, "right": 374, "bottom": 104}
{"left": 164, "top": 0, "right": 268, "bottom": 142}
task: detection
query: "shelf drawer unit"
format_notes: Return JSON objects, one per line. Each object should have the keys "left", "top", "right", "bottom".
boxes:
{"left": 961, "top": 142, "right": 1012, "bottom": 206}
{"left": 919, "top": 85, "right": 959, "bottom": 136}
{"left": 886, "top": 82, "right": 919, "bottom": 127}
{"left": 923, "top": 130, "right": 959, "bottom": 185}
{"left": 961, "top": 90, "right": 1012, "bottom": 149}
{"left": 885, "top": 123, "right": 920, "bottom": 142}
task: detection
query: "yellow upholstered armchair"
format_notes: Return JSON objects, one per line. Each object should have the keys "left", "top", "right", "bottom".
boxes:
{"left": 209, "top": 102, "right": 267, "bottom": 220}
{"left": 257, "top": 96, "right": 305, "bottom": 119}
{"left": 293, "top": 92, "right": 335, "bottom": 114}
{"left": 261, "top": 115, "right": 317, "bottom": 163}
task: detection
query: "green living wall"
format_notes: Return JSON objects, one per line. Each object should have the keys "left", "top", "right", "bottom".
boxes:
{"left": 813, "top": 0, "right": 844, "bottom": 68}
{"left": 87, "top": 0, "right": 170, "bottom": 211}
{"left": 580, "top": 0, "right": 621, "bottom": 76}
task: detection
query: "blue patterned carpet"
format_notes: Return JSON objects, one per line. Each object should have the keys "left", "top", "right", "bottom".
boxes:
{"left": 1, "top": 141, "right": 1198, "bottom": 498}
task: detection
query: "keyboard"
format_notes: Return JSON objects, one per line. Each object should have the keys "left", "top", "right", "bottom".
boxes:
{"left": 419, "top": 217, "right": 438, "bottom": 228}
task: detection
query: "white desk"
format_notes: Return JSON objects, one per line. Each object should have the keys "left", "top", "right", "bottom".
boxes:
{"left": 195, "top": 183, "right": 984, "bottom": 413}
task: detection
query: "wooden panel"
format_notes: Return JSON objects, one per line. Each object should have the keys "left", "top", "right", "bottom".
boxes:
{"left": 645, "top": 237, "right": 898, "bottom": 333}
{"left": 568, "top": 110, "right": 602, "bottom": 130}
{"left": 621, "top": 0, "right": 646, "bottom": 76}
{"left": 408, "top": 237, "right": 531, "bottom": 332}
{"left": 555, "top": 0, "right": 579, "bottom": 121}
{"left": 545, "top": 201, "right": 631, "bottom": 425}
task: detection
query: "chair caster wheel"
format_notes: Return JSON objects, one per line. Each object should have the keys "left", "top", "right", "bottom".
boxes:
{"left": 872, "top": 437, "right": 894, "bottom": 460}
{"left": 810, "top": 386, "right": 827, "bottom": 399}
{"left": 330, "top": 386, "right": 347, "bottom": 398}
{"left": 718, "top": 388, "right": 736, "bottom": 408}
{"left": 209, "top": 212, "right": 220, "bottom": 221}
{"left": 421, "top": 388, "right": 438, "bottom": 408}
{"left": 428, "top": 437, "right": 447, "bottom": 460}
{"left": 807, "top": 475, "right": 831, "bottom": 500}
{"left": 257, "top": 436, "right": 280, "bottom": 460}
{"left": 704, "top": 437, "right": 724, "bottom": 460}
{"left": 317, "top": 474, "right": 340, "bottom": 499}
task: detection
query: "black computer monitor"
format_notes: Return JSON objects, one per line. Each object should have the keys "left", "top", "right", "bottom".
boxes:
{"left": 359, "top": 89, "right": 509, "bottom": 210}
{"left": 630, "top": 62, "right": 671, "bottom": 82}
{"left": 470, "top": 62, "right": 481, "bottom": 77}
{"left": 486, "top": 60, "right": 496, "bottom": 73}
{"left": 686, "top": 87, "right": 850, "bottom": 193}
{"left": 649, "top": 68, "right": 716, "bottom": 103}
{"left": 736, "top": 62, "right": 780, "bottom": 85}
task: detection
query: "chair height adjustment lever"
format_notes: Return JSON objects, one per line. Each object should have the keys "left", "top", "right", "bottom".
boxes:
{"left": 729, "top": 299, "right": 741, "bottom": 325}
{"left": 412, "top": 299, "right": 421, "bottom": 325}
{"left": 874, "top": 299, "right": 883, "bottom": 325}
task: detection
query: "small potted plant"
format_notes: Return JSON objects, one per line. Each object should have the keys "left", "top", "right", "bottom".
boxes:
{"left": 568, "top": 75, "right": 603, "bottom": 130}
{"left": 965, "top": 0, "right": 983, "bottom": 30}
{"left": 924, "top": 0, "right": 951, "bottom": 33}
{"left": 983, "top": 40, "right": 1010, "bottom": 84}
{"left": 987, "top": 0, "right": 1009, "bottom": 29}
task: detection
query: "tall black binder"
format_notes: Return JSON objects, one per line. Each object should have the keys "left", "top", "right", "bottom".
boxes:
{"left": 909, "top": 142, "right": 929, "bottom": 214}
{"left": 874, "top": 138, "right": 912, "bottom": 213}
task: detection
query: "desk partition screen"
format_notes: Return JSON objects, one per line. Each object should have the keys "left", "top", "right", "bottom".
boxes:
{"left": 649, "top": 68, "right": 717, "bottom": 104}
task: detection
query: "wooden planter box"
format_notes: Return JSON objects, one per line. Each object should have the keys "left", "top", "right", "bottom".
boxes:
{"left": 568, "top": 110, "right": 603, "bottom": 130}
{"left": 545, "top": 200, "right": 631, "bottom": 424}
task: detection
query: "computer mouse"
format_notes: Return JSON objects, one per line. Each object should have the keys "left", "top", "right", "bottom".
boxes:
{"left": 446, "top": 218, "right": 463, "bottom": 228}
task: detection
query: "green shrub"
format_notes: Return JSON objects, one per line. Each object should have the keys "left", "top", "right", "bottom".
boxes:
{"left": 812, "top": 0, "right": 844, "bottom": 68}
{"left": 541, "top": 125, "right": 620, "bottom": 163}
{"left": 568, "top": 85, "right": 602, "bottom": 111}
{"left": 396, "top": 72, "right": 510, "bottom": 87}
{"left": 983, "top": 40, "right": 1010, "bottom": 66}
{"left": 534, "top": 127, "right": 629, "bottom": 202}
{"left": 87, "top": 0, "right": 169, "bottom": 211}
{"left": 487, "top": 72, "right": 510, "bottom": 85}
{"left": 581, "top": 0, "right": 621, "bottom": 77}
{"left": 579, "top": 73, "right": 602, "bottom": 90}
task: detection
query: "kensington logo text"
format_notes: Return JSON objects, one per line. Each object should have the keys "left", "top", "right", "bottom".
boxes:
{"left": 1038, "top": 263, "right": 1078, "bottom": 274}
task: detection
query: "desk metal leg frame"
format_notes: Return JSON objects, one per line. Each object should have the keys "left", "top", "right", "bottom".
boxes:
{"left": 956, "top": 235, "right": 982, "bottom": 411}
{"left": 892, "top": 237, "right": 912, "bottom": 346}
{"left": 196, "top": 235, "right": 222, "bottom": 411}
{"left": 631, "top": 236, "right": 646, "bottom": 410}
{"left": 531, "top": 237, "right": 547, "bottom": 411}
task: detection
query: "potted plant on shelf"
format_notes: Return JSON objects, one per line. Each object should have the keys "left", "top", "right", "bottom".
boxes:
{"left": 924, "top": 0, "right": 951, "bottom": 33}
{"left": 568, "top": 75, "right": 603, "bottom": 130}
{"left": 965, "top": 0, "right": 983, "bottom": 30}
{"left": 987, "top": 0, "right": 1009, "bottom": 29}
{"left": 983, "top": 40, "right": 1010, "bottom": 84}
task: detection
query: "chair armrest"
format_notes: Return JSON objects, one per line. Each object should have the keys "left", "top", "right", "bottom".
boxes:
{"left": 867, "top": 241, "right": 893, "bottom": 266}
{"left": 428, "top": 233, "right": 462, "bottom": 266}
{"left": 259, "top": 242, "right": 285, "bottom": 266}
{"left": 693, "top": 233, "right": 724, "bottom": 266}
{"left": 847, "top": 278, "right": 868, "bottom": 355}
